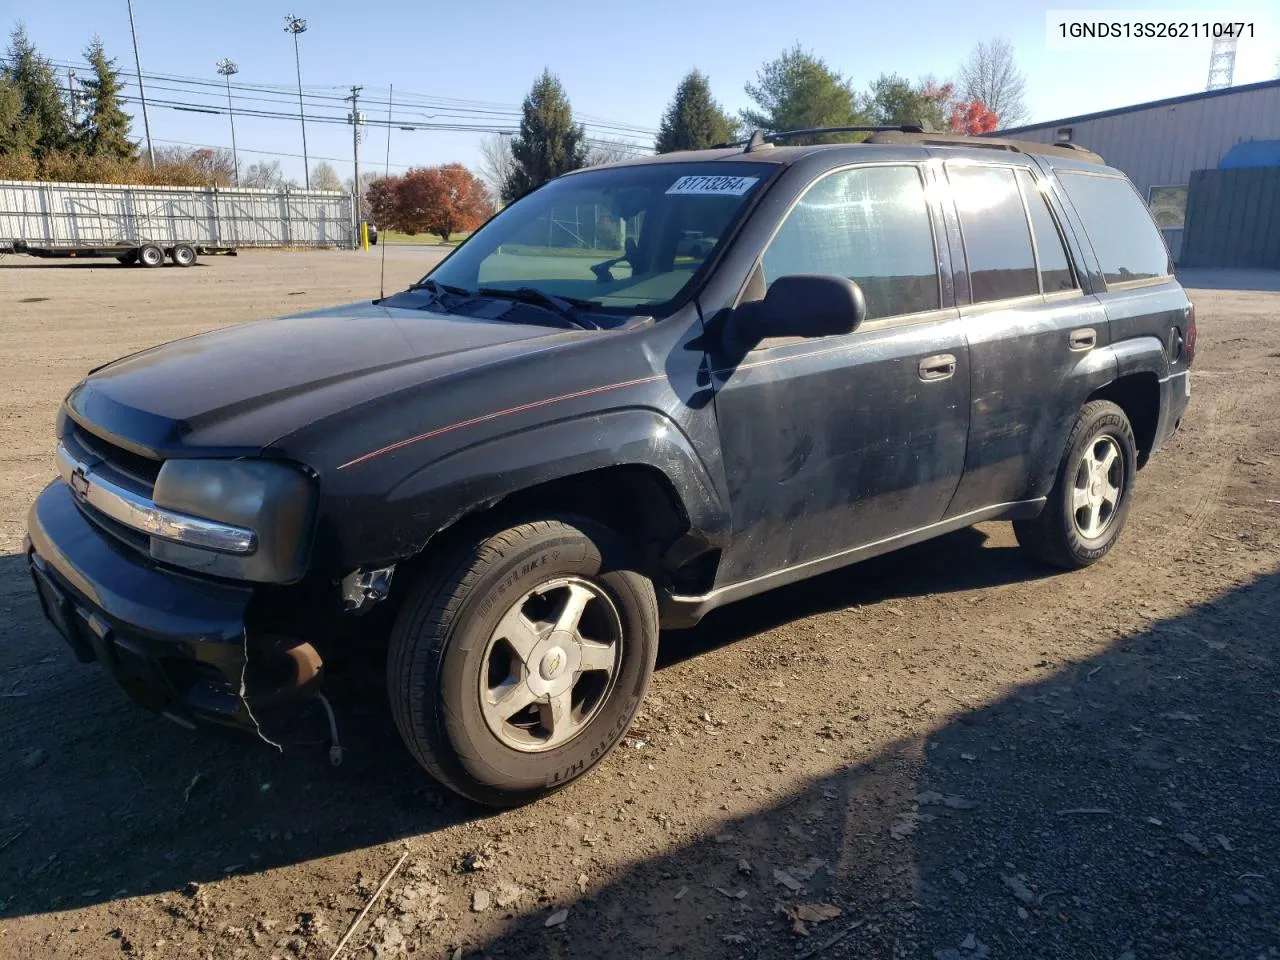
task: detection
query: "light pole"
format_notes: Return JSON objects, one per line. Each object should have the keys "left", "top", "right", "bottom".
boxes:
{"left": 216, "top": 59, "right": 240, "bottom": 186}
{"left": 126, "top": 0, "right": 155, "bottom": 167}
{"left": 283, "top": 14, "right": 310, "bottom": 189}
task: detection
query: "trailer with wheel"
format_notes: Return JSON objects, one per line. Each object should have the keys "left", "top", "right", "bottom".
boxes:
{"left": 11, "top": 239, "right": 222, "bottom": 267}
{"left": 1, "top": 179, "right": 355, "bottom": 267}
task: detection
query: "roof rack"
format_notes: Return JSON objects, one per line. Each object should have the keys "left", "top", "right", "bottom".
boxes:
{"left": 865, "top": 130, "right": 1105, "bottom": 164}
{"left": 712, "top": 124, "right": 932, "bottom": 152}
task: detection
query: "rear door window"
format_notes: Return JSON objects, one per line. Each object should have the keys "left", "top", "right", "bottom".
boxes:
{"left": 947, "top": 164, "right": 1039, "bottom": 304}
{"left": 761, "top": 165, "right": 940, "bottom": 321}
{"left": 1016, "top": 169, "right": 1077, "bottom": 293}
{"left": 1056, "top": 171, "right": 1172, "bottom": 285}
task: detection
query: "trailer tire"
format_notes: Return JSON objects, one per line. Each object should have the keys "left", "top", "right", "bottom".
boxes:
{"left": 172, "top": 244, "right": 197, "bottom": 267}
{"left": 138, "top": 244, "right": 164, "bottom": 268}
{"left": 116, "top": 252, "right": 138, "bottom": 265}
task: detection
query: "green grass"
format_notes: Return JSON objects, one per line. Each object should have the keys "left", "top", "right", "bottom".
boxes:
{"left": 498, "top": 244, "right": 622, "bottom": 258}
{"left": 379, "top": 230, "right": 468, "bottom": 245}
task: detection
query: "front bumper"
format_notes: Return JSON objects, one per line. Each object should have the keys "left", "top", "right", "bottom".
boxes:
{"left": 27, "top": 479, "right": 266, "bottom": 729}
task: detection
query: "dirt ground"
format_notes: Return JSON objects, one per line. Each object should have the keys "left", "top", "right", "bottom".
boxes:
{"left": 0, "top": 252, "right": 1277, "bottom": 960}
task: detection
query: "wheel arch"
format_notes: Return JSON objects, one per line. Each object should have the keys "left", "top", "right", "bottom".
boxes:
{"left": 1087, "top": 371, "right": 1161, "bottom": 468}
{"left": 382, "top": 409, "right": 730, "bottom": 593}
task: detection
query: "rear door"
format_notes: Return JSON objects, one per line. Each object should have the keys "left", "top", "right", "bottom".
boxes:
{"left": 711, "top": 162, "right": 971, "bottom": 584}
{"left": 943, "top": 160, "right": 1111, "bottom": 516}
{"left": 1052, "top": 169, "right": 1191, "bottom": 379}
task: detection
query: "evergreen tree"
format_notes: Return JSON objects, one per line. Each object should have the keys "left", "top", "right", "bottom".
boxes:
{"left": 3, "top": 24, "right": 73, "bottom": 156}
{"left": 741, "top": 45, "right": 868, "bottom": 141}
{"left": 865, "top": 74, "right": 949, "bottom": 131}
{"left": 502, "top": 69, "right": 586, "bottom": 204}
{"left": 77, "top": 37, "right": 135, "bottom": 160}
{"left": 655, "top": 70, "right": 738, "bottom": 153}
{"left": 0, "top": 76, "right": 35, "bottom": 156}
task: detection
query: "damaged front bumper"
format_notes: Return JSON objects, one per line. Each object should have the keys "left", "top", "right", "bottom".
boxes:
{"left": 26, "top": 480, "right": 319, "bottom": 732}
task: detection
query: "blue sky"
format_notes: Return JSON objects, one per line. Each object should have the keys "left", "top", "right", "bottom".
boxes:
{"left": 11, "top": 1, "right": 1278, "bottom": 185}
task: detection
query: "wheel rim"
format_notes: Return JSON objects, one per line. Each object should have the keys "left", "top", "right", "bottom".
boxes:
{"left": 477, "top": 576, "right": 623, "bottom": 753}
{"left": 176, "top": 247, "right": 193, "bottom": 264}
{"left": 1072, "top": 434, "right": 1124, "bottom": 539}
{"left": 142, "top": 247, "right": 161, "bottom": 265}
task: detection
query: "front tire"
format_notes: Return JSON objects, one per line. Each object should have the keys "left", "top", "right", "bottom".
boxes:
{"left": 388, "top": 517, "right": 658, "bottom": 806}
{"left": 1014, "top": 400, "right": 1137, "bottom": 569}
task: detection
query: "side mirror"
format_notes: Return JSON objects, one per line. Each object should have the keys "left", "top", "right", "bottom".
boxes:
{"left": 736, "top": 274, "right": 867, "bottom": 341}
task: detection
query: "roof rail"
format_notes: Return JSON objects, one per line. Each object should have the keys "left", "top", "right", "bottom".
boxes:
{"left": 713, "top": 124, "right": 932, "bottom": 151}
{"left": 865, "top": 130, "right": 1105, "bottom": 164}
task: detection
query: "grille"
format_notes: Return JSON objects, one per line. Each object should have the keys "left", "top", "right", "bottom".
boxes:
{"left": 64, "top": 418, "right": 162, "bottom": 489}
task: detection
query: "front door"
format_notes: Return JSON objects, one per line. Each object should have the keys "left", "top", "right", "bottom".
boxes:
{"left": 711, "top": 163, "right": 970, "bottom": 586}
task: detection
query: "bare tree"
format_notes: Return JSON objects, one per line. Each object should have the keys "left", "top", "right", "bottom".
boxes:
{"left": 242, "top": 159, "right": 285, "bottom": 189}
{"left": 956, "top": 37, "right": 1029, "bottom": 128}
{"left": 585, "top": 138, "right": 644, "bottom": 167}
{"left": 477, "top": 133, "right": 514, "bottom": 206}
{"left": 310, "top": 161, "right": 343, "bottom": 192}
{"left": 343, "top": 170, "right": 382, "bottom": 220}
{"left": 152, "top": 146, "right": 235, "bottom": 185}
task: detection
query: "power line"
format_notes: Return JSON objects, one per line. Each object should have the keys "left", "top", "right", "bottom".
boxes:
{"left": 3, "top": 54, "right": 659, "bottom": 138}
{"left": 152, "top": 137, "right": 416, "bottom": 171}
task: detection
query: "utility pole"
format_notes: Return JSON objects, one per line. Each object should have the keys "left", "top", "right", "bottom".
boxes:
{"left": 67, "top": 68, "right": 77, "bottom": 125}
{"left": 346, "top": 86, "right": 363, "bottom": 223}
{"left": 284, "top": 14, "right": 310, "bottom": 189}
{"left": 126, "top": 0, "right": 155, "bottom": 167}
{"left": 216, "top": 59, "right": 240, "bottom": 186}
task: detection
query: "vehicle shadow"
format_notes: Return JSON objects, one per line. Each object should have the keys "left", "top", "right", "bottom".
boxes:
{"left": 0, "top": 528, "right": 1081, "bottom": 922}
{"left": 0, "top": 261, "right": 208, "bottom": 270}
{"left": 473, "top": 568, "right": 1280, "bottom": 959}
{"left": 662, "top": 525, "right": 1054, "bottom": 668}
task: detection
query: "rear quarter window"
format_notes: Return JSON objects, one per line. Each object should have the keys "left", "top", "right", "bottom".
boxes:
{"left": 1056, "top": 171, "right": 1172, "bottom": 286}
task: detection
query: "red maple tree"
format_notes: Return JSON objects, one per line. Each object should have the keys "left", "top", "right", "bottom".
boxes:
{"left": 396, "top": 164, "right": 493, "bottom": 242}
{"left": 365, "top": 176, "right": 399, "bottom": 229}
{"left": 949, "top": 99, "right": 999, "bottom": 135}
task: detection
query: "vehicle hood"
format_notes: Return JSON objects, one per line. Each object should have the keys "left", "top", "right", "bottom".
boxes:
{"left": 65, "top": 298, "right": 581, "bottom": 457}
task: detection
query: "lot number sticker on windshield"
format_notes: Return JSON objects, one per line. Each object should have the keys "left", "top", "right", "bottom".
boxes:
{"left": 666, "top": 175, "right": 759, "bottom": 196}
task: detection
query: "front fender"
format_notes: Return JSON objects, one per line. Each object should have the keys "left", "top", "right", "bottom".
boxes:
{"left": 373, "top": 408, "right": 729, "bottom": 560}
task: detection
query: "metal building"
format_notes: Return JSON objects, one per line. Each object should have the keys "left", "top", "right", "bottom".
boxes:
{"left": 996, "top": 78, "right": 1280, "bottom": 259}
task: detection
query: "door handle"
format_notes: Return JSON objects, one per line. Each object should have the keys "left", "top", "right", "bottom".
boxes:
{"left": 918, "top": 354, "right": 957, "bottom": 382}
{"left": 1069, "top": 328, "right": 1097, "bottom": 351}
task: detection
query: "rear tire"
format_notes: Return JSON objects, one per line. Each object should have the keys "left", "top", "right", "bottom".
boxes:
{"left": 388, "top": 517, "right": 658, "bottom": 807}
{"left": 171, "top": 243, "right": 197, "bottom": 267}
{"left": 138, "top": 244, "right": 164, "bottom": 268}
{"left": 1014, "top": 400, "right": 1137, "bottom": 569}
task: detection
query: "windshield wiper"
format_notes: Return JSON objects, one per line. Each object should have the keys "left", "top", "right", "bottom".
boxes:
{"left": 477, "top": 286, "right": 599, "bottom": 330}
{"left": 409, "top": 278, "right": 470, "bottom": 295}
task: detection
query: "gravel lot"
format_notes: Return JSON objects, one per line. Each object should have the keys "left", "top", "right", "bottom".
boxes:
{"left": 0, "top": 252, "right": 1277, "bottom": 960}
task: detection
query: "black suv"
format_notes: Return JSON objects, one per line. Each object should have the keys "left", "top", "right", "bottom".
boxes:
{"left": 26, "top": 129, "right": 1194, "bottom": 805}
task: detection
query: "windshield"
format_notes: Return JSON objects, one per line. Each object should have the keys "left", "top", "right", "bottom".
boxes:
{"left": 422, "top": 162, "right": 775, "bottom": 317}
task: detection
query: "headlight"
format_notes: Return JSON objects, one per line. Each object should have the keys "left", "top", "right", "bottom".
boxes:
{"left": 150, "top": 459, "right": 318, "bottom": 583}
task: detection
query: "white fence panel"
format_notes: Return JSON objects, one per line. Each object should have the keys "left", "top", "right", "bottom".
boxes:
{"left": 0, "top": 180, "right": 353, "bottom": 249}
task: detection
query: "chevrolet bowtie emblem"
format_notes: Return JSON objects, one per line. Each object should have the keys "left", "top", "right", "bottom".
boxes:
{"left": 69, "top": 465, "right": 91, "bottom": 499}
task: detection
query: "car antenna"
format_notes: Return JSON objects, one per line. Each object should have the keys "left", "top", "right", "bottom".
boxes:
{"left": 378, "top": 83, "right": 393, "bottom": 302}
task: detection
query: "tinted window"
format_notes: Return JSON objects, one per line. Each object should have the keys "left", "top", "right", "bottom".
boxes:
{"left": 948, "top": 164, "right": 1038, "bottom": 303}
{"left": 1016, "top": 169, "right": 1076, "bottom": 292}
{"left": 428, "top": 162, "right": 772, "bottom": 316}
{"left": 1058, "top": 172, "right": 1171, "bottom": 285}
{"left": 761, "top": 165, "right": 939, "bottom": 320}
